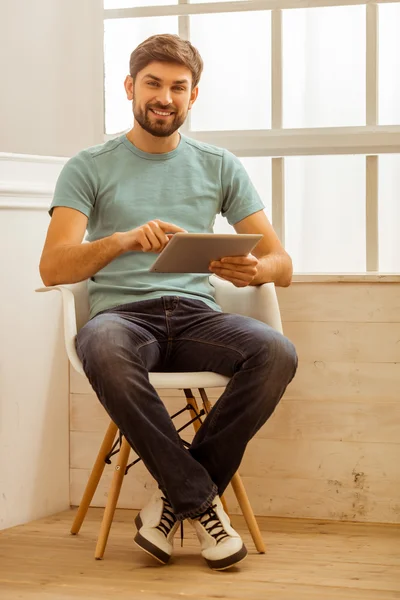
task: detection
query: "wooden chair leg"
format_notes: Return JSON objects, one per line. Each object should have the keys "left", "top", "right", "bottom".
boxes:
{"left": 184, "top": 388, "right": 203, "bottom": 434}
{"left": 71, "top": 420, "right": 118, "bottom": 535}
{"left": 230, "top": 472, "right": 266, "bottom": 554}
{"left": 94, "top": 437, "right": 131, "bottom": 560}
{"left": 198, "top": 387, "right": 212, "bottom": 415}
{"left": 199, "top": 388, "right": 265, "bottom": 553}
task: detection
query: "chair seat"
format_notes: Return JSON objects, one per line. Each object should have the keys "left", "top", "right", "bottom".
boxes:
{"left": 149, "top": 371, "right": 230, "bottom": 389}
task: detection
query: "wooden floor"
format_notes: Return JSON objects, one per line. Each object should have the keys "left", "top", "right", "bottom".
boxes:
{"left": 0, "top": 509, "right": 399, "bottom": 600}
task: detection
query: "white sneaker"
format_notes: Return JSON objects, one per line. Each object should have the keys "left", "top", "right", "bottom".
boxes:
{"left": 134, "top": 490, "right": 180, "bottom": 564}
{"left": 188, "top": 496, "right": 248, "bottom": 570}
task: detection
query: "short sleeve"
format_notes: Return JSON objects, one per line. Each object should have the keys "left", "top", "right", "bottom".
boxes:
{"left": 49, "top": 150, "right": 98, "bottom": 218}
{"left": 220, "top": 150, "right": 265, "bottom": 225}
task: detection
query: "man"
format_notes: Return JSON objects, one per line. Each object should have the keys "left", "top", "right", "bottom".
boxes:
{"left": 40, "top": 34, "right": 297, "bottom": 571}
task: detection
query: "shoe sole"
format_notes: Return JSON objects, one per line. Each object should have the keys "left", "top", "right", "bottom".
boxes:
{"left": 205, "top": 544, "right": 248, "bottom": 571}
{"left": 133, "top": 514, "right": 171, "bottom": 565}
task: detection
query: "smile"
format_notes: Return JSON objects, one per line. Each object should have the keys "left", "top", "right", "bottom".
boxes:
{"left": 149, "top": 108, "right": 174, "bottom": 117}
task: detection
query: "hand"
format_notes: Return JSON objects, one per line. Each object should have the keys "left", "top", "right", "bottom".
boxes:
{"left": 119, "top": 220, "right": 186, "bottom": 253}
{"left": 209, "top": 253, "right": 259, "bottom": 287}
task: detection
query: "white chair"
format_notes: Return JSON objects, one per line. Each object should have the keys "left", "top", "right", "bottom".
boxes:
{"left": 36, "top": 276, "right": 283, "bottom": 559}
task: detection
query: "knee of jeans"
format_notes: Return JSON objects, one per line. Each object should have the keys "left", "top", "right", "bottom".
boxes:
{"left": 275, "top": 335, "right": 298, "bottom": 382}
{"left": 250, "top": 327, "right": 298, "bottom": 377}
{"left": 76, "top": 316, "right": 131, "bottom": 372}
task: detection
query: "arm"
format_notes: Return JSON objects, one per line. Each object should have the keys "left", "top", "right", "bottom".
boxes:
{"left": 39, "top": 207, "right": 186, "bottom": 287}
{"left": 211, "top": 150, "right": 292, "bottom": 288}
{"left": 209, "top": 210, "right": 293, "bottom": 288}
{"left": 235, "top": 210, "right": 292, "bottom": 287}
{"left": 39, "top": 207, "right": 120, "bottom": 286}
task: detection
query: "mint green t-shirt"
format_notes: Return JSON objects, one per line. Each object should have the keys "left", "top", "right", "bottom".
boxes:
{"left": 50, "top": 134, "right": 265, "bottom": 318}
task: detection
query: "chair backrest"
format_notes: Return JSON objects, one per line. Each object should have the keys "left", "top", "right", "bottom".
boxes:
{"left": 68, "top": 275, "right": 283, "bottom": 334}
{"left": 212, "top": 276, "right": 283, "bottom": 333}
{"left": 64, "top": 281, "right": 91, "bottom": 332}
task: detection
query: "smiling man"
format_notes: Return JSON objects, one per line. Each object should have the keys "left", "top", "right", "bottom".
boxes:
{"left": 39, "top": 34, "right": 297, "bottom": 571}
{"left": 133, "top": 72, "right": 190, "bottom": 135}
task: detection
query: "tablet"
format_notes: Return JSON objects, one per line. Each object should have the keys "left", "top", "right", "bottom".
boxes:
{"left": 149, "top": 232, "right": 263, "bottom": 273}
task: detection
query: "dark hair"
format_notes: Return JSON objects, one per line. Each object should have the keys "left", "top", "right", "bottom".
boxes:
{"left": 129, "top": 34, "right": 203, "bottom": 88}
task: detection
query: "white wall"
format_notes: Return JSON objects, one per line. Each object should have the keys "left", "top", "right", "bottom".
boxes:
{"left": 0, "top": 155, "right": 70, "bottom": 530}
{"left": 0, "top": 0, "right": 104, "bottom": 157}
{"left": 0, "top": 0, "right": 104, "bottom": 530}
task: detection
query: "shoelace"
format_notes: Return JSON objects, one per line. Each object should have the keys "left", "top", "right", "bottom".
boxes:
{"left": 197, "top": 504, "right": 230, "bottom": 544}
{"left": 155, "top": 496, "right": 178, "bottom": 537}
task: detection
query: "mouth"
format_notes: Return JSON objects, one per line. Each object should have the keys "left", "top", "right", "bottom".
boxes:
{"left": 149, "top": 108, "right": 174, "bottom": 119}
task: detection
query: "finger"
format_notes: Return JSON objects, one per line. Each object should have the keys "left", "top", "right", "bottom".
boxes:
{"left": 148, "top": 222, "right": 170, "bottom": 250}
{"left": 142, "top": 225, "right": 165, "bottom": 252}
{"left": 136, "top": 229, "right": 152, "bottom": 252}
{"left": 156, "top": 220, "right": 187, "bottom": 234}
{"left": 211, "top": 267, "right": 254, "bottom": 282}
{"left": 211, "top": 261, "right": 257, "bottom": 275}
{"left": 220, "top": 255, "right": 258, "bottom": 266}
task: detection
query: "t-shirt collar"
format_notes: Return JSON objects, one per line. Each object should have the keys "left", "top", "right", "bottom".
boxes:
{"left": 121, "top": 132, "right": 185, "bottom": 161}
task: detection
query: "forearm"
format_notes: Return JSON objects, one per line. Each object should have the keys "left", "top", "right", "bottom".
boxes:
{"left": 40, "top": 233, "right": 125, "bottom": 286}
{"left": 251, "top": 251, "right": 293, "bottom": 287}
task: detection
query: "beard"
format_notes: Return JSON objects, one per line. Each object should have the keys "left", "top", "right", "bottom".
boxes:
{"left": 132, "top": 99, "right": 189, "bottom": 137}
{"left": 133, "top": 99, "right": 188, "bottom": 138}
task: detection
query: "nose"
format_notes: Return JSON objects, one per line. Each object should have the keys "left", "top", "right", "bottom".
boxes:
{"left": 156, "top": 87, "right": 173, "bottom": 107}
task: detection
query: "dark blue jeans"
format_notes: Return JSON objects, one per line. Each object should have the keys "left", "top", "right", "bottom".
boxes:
{"left": 75, "top": 296, "right": 297, "bottom": 521}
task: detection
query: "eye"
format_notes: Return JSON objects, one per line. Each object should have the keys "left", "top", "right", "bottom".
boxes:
{"left": 147, "top": 81, "right": 159, "bottom": 87}
{"left": 173, "top": 86, "right": 186, "bottom": 92}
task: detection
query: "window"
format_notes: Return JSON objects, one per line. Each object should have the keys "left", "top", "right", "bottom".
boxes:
{"left": 282, "top": 6, "right": 366, "bottom": 128}
{"left": 379, "top": 3, "right": 400, "bottom": 125}
{"left": 189, "top": 11, "right": 271, "bottom": 131}
{"left": 285, "top": 156, "right": 366, "bottom": 272}
{"left": 379, "top": 154, "right": 400, "bottom": 271}
{"left": 104, "top": 0, "right": 400, "bottom": 274}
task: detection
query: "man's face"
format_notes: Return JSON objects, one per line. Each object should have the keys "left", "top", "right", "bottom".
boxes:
{"left": 125, "top": 61, "right": 198, "bottom": 138}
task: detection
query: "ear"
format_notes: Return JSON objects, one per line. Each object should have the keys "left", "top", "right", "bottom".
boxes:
{"left": 188, "top": 86, "right": 199, "bottom": 110}
{"left": 124, "top": 75, "right": 134, "bottom": 101}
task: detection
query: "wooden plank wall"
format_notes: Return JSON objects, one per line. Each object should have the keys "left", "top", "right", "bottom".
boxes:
{"left": 70, "top": 282, "right": 400, "bottom": 524}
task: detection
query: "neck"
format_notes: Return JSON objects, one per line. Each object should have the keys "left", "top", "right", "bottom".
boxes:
{"left": 126, "top": 123, "right": 181, "bottom": 154}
